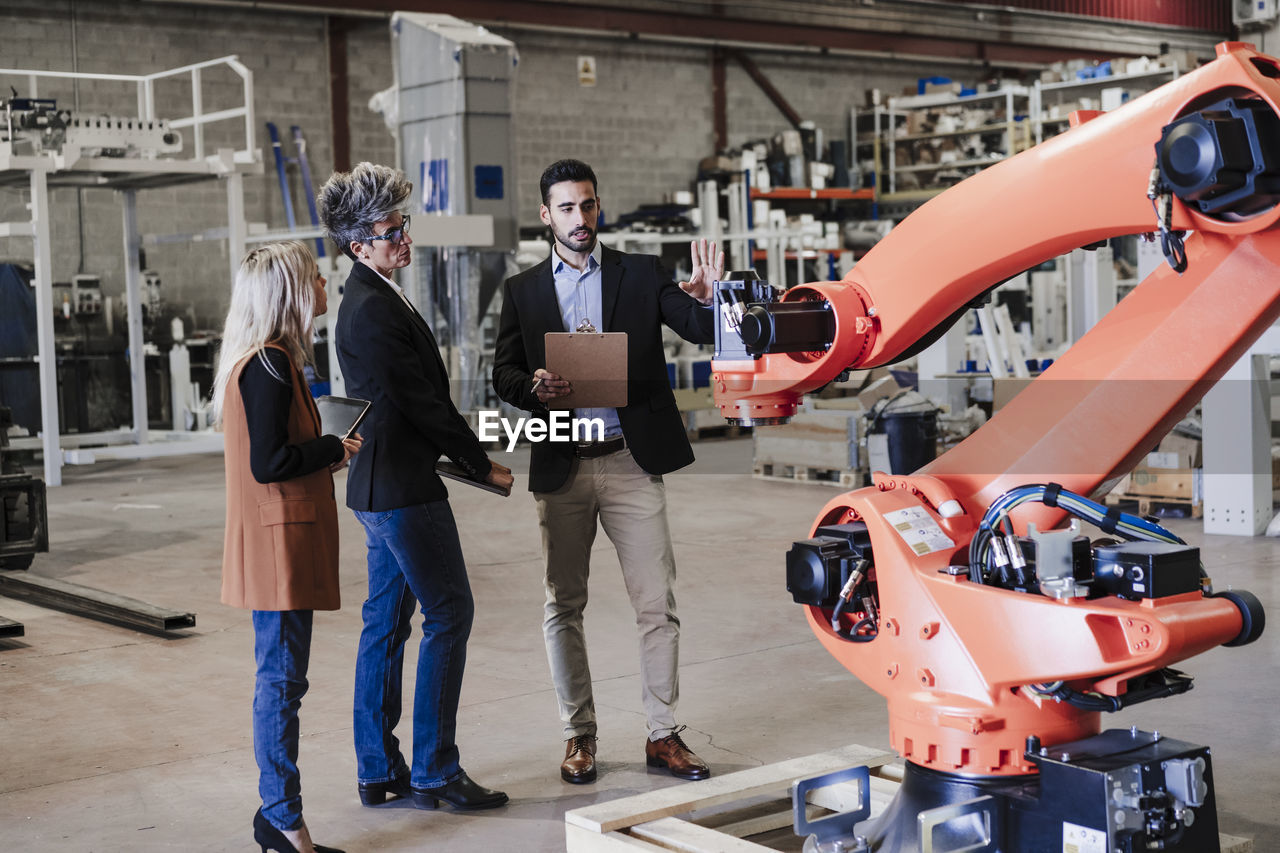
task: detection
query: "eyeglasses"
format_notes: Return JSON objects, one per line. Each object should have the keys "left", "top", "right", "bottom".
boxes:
{"left": 366, "top": 215, "right": 411, "bottom": 247}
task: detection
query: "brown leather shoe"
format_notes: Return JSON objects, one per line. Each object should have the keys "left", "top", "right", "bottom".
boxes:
{"left": 645, "top": 727, "right": 710, "bottom": 781}
{"left": 561, "top": 735, "right": 597, "bottom": 784}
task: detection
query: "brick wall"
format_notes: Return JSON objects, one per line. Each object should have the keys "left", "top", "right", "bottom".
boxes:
{"left": 344, "top": 20, "right": 397, "bottom": 173}
{"left": 0, "top": 2, "right": 975, "bottom": 328}
{"left": 487, "top": 30, "right": 714, "bottom": 228}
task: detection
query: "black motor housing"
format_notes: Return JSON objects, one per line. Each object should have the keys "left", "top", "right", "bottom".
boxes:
{"left": 1157, "top": 97, "right": 1280, "bottom": 217}
{"left": 1091, "top": 541, "right": 1202, "bottom": 600}
{"left": 785, "top": 522, "right": 872, "bottom": 608}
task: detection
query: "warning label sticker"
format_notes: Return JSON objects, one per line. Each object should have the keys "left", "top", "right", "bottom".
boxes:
{"left": 1061, "top": 821, "right": 1105, "bottom": 853}
{"left": 883, "top": 506, "right": 954, "bottom": 556}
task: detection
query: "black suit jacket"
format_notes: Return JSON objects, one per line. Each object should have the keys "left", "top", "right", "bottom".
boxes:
{"left": 335, "top": 262, "right": 491, "bottom": 511}
{"left": 492, "top": 244, "right": 715, "bottom": 493}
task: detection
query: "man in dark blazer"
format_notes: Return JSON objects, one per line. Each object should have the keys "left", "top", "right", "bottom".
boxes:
{"left": 492, "top": 159, "right": 722, "bottom": 785}
{"left": 319, "top": 162, "right": 513, "bottom": 813}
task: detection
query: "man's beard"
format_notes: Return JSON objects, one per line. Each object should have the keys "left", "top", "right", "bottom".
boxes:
{"left": 555, "top": 225, "right": 595, "bottom": 253}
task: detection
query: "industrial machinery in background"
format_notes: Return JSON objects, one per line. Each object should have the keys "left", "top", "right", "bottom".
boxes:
{"left": 0, "top": 262, "right": 128, "bottom": 436}
{"left": 0, "top": 406, "right": 47, "bottom": 638}
{"left": 0, "top": 74, "right": 212, "bottom": 622}
{"left": 2, "top": 55, "right": 260, "bottom": 486}
{"left": 2, "top": 91, "right": 183, "bottom": 159}
{"left": 712, "top": 41, "right": 1273, "bottom": 852}
{"left": 0, "top": 407, "right": 47, "bottom": 572}
{"left": 388, "top": 12, "right": 519, "bottom": 413}
{"left": 0, "top": 261, "right": 210, "bottom": 440}
{"left": 0, "top": 81, "right": 212, "bottom": 438}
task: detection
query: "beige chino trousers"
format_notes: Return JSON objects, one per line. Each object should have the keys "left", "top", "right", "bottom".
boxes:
{"left": 535, "top": 447, "right": 680, "bottom": 741}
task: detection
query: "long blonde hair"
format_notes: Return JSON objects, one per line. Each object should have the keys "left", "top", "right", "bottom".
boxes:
{"left": 212, "top": 241, "right": 319, "bottom": 424}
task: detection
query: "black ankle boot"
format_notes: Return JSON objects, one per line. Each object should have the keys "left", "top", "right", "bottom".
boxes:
{"left": 410, "top": 771, "right": 508, "bottom": 810}
{"left": 253, "top": 808, "right": 346, "bottom": 853}
{"left": 358, "top": 775, "right": 411, "bottom": 806}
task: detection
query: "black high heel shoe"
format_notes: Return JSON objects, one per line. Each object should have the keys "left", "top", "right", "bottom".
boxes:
{"left": 253, "top": 808, "right": 346, "bottom": 853}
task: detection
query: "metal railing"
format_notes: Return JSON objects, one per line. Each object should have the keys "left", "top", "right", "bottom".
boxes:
{"left": 0, "top": 55, "right": 256, "bottom": 163}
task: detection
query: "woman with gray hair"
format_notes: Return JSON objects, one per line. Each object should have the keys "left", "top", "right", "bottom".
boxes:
{"left": 317, "top": 163, "right": 512, "bottom": 812}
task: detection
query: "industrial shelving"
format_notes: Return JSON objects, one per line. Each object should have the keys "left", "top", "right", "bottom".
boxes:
{"left": 885, "top": 86, "right": 1030, "bottom": 200}
{"left": 749, "top": 187, "right": 874, "bottom": 201}
{"left": 1031, "top": 65, "right": 1179, "bottom": 143}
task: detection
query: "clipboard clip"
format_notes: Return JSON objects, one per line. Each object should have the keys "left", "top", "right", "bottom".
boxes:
{"left": 575, "top": 318, "right": 598, "bottom": 333}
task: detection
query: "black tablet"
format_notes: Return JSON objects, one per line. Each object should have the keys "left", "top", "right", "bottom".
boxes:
{"left": 435, "top": 459, "right": 511, "bottom": 497}
{"left": 316, "top": 395, "right": 371, "bottom": 440}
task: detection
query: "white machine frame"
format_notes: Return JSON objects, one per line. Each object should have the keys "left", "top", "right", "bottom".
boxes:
{"left": 0, "top": 56, "right": 262, "bottom": 486}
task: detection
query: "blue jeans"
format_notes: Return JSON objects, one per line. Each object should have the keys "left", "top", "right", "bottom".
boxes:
{"left": 352, "top": 500, "right": 474, "bottom": 788}
{"left": 252, "top": 609, "right": 313, "bottom": 832}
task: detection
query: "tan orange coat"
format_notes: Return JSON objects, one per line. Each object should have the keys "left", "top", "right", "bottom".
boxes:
{"left": 221, "top": 347, "right": 340, "bottom": 611}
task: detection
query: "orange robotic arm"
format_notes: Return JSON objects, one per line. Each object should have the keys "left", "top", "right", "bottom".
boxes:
{"left": 714, "top": 42, "right": 1274, "bottom": 781}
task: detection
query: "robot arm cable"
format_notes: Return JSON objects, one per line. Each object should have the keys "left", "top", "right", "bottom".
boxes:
{"left": 968, "top": 483, "right": 1187, "bottom": 584}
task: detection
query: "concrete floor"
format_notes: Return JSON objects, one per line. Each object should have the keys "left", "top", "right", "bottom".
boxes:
{"left": 0, "top": 438, "right": 1276, "bottom": 852}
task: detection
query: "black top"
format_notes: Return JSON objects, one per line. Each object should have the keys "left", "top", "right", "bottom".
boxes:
{"left": 239, "top": 348, "right": 344, "bottom": 484}
{"left": 492, "top": 245, "right": 715, "bottom": 493}
{"left": 335, "top": 262, "right": 492, "bottom": 511}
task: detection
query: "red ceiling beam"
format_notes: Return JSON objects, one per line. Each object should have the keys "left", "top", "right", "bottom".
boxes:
{"left": 730, "top": 49, "right": 803, "bottom": 130}
{"left": 265, "top": 0, "right": 1123, "bottom": 65}
{"left": 950, "top": 0, "right": 1229, "bottom": 33}
{"left": 711, "top": 46, "right": 727, "bottom": 152}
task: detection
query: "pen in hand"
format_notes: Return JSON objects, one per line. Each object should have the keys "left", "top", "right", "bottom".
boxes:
{"left": 531, "top": 376, "right": 543, "bottom": 394}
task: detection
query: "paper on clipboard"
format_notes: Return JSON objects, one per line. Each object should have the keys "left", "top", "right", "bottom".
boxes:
{"left": 544, "top": 332, "right": 627, "bottom": 409}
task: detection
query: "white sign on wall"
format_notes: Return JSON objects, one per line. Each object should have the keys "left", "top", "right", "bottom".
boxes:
{"left": 578, "top": 56, "right": 597, "bottom": 87}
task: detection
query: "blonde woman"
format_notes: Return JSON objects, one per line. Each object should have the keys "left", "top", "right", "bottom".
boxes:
{"left": 214, "top": 241, "right": 359, "bottom": 853}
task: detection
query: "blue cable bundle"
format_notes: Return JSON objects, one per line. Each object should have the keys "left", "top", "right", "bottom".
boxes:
{"left": 968, "top": 482, "right": 1185, "bottom": 584}
{"left": 966, "top": 483, "right": 1201, "bottom": 711}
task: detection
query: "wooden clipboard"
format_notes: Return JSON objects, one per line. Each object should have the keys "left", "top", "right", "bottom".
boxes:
{"left": 544, "top": 332, "right": 628, "bottom": 409}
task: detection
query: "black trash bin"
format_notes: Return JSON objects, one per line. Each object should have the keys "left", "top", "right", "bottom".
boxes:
{"left": 868, "top": 391, "right": 939, "bottom": 475}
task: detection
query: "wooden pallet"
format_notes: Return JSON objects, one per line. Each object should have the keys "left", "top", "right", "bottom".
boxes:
{"left": 1106, "top": 492, "right": 1203, "bottom": 519}
{"left": 565, "top": 743, "right": 1254, "bottom": 852}
{"left": 752, "top": 461, "right": 863, "bottom": 489}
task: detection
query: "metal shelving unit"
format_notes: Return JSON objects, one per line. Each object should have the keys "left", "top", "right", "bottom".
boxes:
{"left": 1031, "top": 65, "right": 1179, "bottom": 143}
{"left": 850, "top": 103, "right": 893, "bottom": 201}
{"left": 885, "top": 86, "right": 1030, "bottom": 200}
{"left": 749, "top": 188, "right": 874, "bottom": 201}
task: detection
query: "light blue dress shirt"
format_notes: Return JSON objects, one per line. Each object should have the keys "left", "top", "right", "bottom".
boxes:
{"left": 550, "top": 241, "right": 623, "bottom": 439}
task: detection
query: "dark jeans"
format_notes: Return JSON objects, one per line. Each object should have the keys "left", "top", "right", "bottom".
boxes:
{"left": 252, "top": 609, "right": 313, "bottom": 832}
{"left": 352, "top": 500, "right": 474, "bottom": 788}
